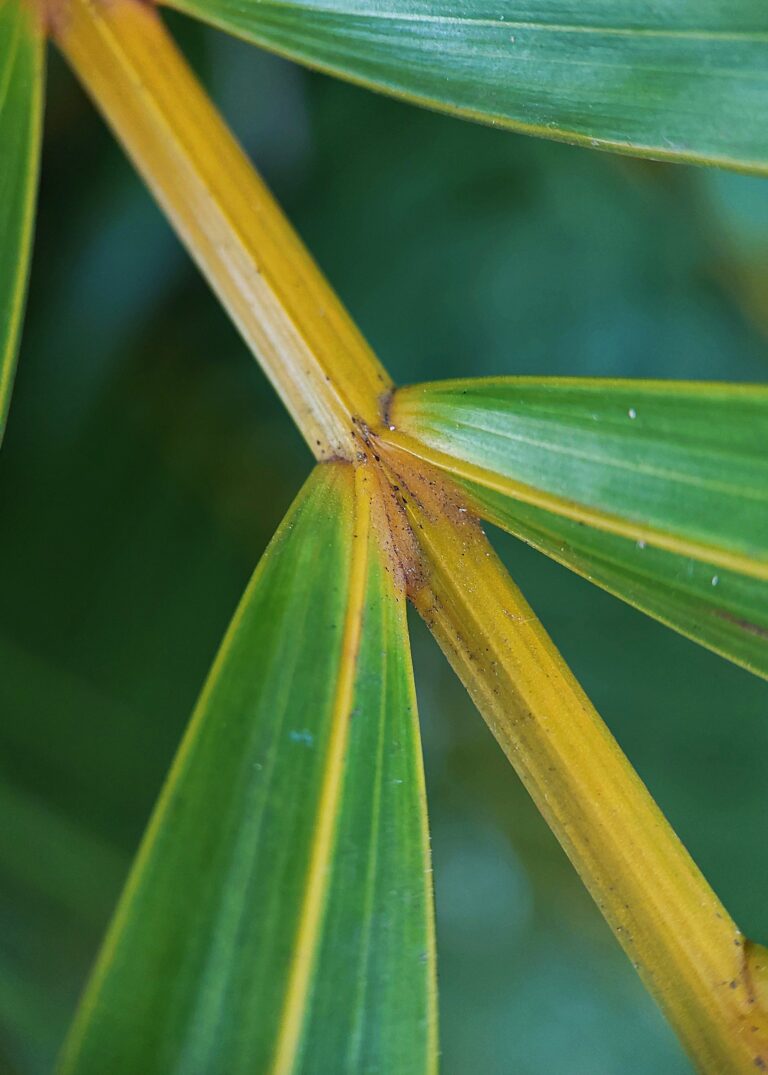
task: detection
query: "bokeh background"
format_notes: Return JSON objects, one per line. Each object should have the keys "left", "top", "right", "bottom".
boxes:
{"left": 2, "top": 18, "right": 768, "bottom": 1073}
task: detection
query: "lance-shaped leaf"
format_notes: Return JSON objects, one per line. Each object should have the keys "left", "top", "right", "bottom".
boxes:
{"left": 0, "top": 0, "right": 44, "bottom": 441}
{"left": 57, "top": 462, "right": 437, "bottom": 1075}
{"left": 386, "top": 378, "right": 768, "bottom": 676}
{"left": 162, "top": 0, "right": 768, "bottom": 173}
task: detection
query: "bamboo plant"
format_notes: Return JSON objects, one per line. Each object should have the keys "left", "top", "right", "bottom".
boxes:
{"left": 2, "top": 0, "right": 768, "bottom": 1070}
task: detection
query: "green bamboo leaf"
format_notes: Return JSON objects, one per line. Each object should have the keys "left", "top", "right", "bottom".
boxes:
{"left": 386, "top": 378, "right": 768, "bottom": 674}
{"left": 389, "top": 378, "right": 768, "bottom": 579}
{"left": 0, "top": 0, "right": 44, "bottom": 442}
{"left": 460, "top": 484, "right": 768, "bottom": 679}
{"left": 162, "top": 0, "right": 768, "bottom": 173}
{"left": 57, "top": 462, "right": 437, "bottom": 1075}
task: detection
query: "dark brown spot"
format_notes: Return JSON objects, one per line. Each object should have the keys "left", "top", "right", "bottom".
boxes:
{"left": 713, "top": 609, "right": 768, "bottom": 640}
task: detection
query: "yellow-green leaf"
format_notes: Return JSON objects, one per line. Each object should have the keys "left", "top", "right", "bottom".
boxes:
{"left": 57, "top": 462, "right": 437, "bottom": 1075}
{"left": 163, "top": 0, "right": 768, "bottom": 172}
{"left": 387, "top": 377, "right": 768, "bottom": 674}
{"left": 389, "top": 379, "right": 768, "bottom": 577}
{"left": 0, "top": 0, "right": 44, "bottom": 441}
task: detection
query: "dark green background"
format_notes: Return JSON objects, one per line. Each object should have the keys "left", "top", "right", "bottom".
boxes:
{"left": 1, "top": 18, "right": 767, "bottom": 1073}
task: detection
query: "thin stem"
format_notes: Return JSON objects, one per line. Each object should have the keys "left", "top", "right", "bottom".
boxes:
{"left": 52, "top": 0, "right": 390, "bottom": 461}
{"left": 378, "top": 441, "right": 768, "bottom": 1073}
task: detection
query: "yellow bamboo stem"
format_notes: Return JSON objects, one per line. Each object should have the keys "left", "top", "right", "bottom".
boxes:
{"left": 51, "top": 0, "right": 390, "bottom": 461}
{"left": 377, "top": 441, "right": 768, "bottom": 1074}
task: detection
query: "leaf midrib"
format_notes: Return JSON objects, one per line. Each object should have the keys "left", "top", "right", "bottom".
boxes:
{"left": 269, "top": 471, "right": 370, "bottom": 1075}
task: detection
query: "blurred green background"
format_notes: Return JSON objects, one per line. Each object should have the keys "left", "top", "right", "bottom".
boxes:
{"left": 2, "top": 19, "right": 768, "bottom": 1073}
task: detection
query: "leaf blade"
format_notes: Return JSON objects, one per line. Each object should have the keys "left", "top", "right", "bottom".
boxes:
{"left": 298, "top": 468, "right": 437, "bottom": 1073}
{"left": 0, "top": 0, "right": 44, "bottom": 441}
{"left": 389, "top": 378, "right": 768, "bottom": 579}
{"left": 162, "top": 0, "right": 768, "bottom": 172}
{"left": 57, "top": 462, "right": 436, "bottom": 1075}
{"left": 388, "top": 377, "right": 768, "bottom": 675}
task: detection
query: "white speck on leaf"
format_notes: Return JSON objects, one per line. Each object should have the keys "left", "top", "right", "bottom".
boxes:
{"left": 628, "top": 407, "right": 637, "bottom": 420}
